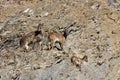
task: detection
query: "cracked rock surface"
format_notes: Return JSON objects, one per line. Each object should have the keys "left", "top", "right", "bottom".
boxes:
{"left": 0, "top": 0, "right": 120, "bottom": 80}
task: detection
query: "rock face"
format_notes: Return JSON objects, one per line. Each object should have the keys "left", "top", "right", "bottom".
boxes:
{"left": 0, "top": 0, "right": 120, "bottom": 80}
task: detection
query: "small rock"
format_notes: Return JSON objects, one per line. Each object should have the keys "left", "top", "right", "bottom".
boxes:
{"left": 91, "top": 2, "right": 100, "bottom": 10}
{"left": 41, "top": 11, "right": 49, "bottom": 17}
{"left": 23, "top": 8, "right": 31, "bottom": 13}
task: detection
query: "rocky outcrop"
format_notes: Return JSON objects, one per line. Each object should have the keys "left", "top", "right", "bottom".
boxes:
{"left": 0, "top": 0, "right": 120, "bottom": 80}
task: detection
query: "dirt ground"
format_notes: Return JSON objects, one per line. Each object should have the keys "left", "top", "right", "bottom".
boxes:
{"left": 0, "top": 0, "right": 120, "bottom": 80}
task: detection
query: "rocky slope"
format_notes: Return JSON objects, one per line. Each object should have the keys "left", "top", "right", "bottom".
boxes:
{"left": 0, "top": 0, "right": 120, "bottom": 80}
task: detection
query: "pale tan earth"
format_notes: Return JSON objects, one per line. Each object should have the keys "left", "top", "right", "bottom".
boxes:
{"left": 0, "top": 0, "right": 120, "bottom": 80}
